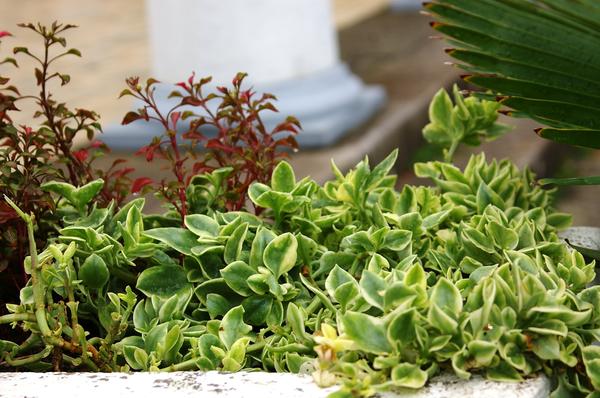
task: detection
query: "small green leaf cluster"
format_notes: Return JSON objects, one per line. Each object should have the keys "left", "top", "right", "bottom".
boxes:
{"left": 423, "top": 85, "right": 511, "bottom": 162}
{"left": 1, "top": 148, "right": 598, "bottom": 396}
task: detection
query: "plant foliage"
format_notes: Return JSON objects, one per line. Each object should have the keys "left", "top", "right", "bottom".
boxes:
{"left": 1, "top": 17, "right": 600, "bottom": 398}
{"left": 4, "top": 139, "right": 600, "bottom": 396}
{"left": 0, "top": 23, "right": 134, "bottom": 321}
{"left": 120, "top": 72, "right": 300, "bottom": 221}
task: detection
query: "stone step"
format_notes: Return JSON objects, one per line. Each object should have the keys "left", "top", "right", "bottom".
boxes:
{"left": 0, "top": 371, "right": 550, "bottom": 398}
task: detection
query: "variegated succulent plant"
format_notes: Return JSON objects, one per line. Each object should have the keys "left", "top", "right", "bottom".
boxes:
{"left": 1, "top": 91, "right": 599, "bottom": 398}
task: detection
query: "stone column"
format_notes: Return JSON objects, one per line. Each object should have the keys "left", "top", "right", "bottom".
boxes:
{"left": 103, "top": 0, "right": 385, "bottom": 149}
{"left": 390, "top": 0, "right": 423, "bottom": 10}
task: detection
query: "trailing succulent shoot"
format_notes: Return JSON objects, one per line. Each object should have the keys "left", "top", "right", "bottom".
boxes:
{"left": 423, "top": 85, "right": 511, "bottom": 162}
{"left": 2, "top": 144, "right": 599, "bottom": 396}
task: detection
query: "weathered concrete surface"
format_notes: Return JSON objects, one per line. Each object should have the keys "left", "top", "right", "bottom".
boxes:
{"left": 0, "top": 371, "right": 550, "bottom": 398}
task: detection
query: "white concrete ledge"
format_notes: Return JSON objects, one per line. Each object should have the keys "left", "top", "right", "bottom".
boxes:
{"left": 0, "top": 371, "right": 550, "bottom": 398}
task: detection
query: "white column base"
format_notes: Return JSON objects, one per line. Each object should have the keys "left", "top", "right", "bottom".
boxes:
{"left": 101, "top": 63, "right": 385, "bottom": 150}
{"left": 390, "top": 0, "right": 423, "bottom": 11}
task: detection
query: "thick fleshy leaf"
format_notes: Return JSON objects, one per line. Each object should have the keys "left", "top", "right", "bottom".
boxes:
{"left": 220, "top": 261, "right": 255, "bottom": 297}
{"left": 430, "top": 277, "right": 463, "bottom": 318}
{"left": 390, "top": 363, "right": 428, "bottom": 389}
{"left": 342, "top": 311, "right": 392, "bottom": 354}
{"left": 271, "top": 161, "right": 296, "bottom": 192}
{"left": 224, "top": 222, "right": 249, "bottom": 263}
{"left": 78, "top": 254, "right": 109, "bottom": 289}
{"left": 185, "top": 214, "right": 220, "bottom": 238}
{"left": 219, "top": 305, "right": 252, "bottom": 350}
{"left": 359, "top": 270, "right": 386, "bottom": 310}
{"left": 136, "top": 265, "right": 191, "bottom": 298}
{"left": 250, "top": 228, "right": 276, "bottom": 269}
{"left": 144, "top": 228, "right": 199, "bottom": 255}
{"left": 263, "top": 233, "right": 298, "bottom": 279}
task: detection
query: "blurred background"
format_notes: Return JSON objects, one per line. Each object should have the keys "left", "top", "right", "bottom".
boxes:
{"left": 0, "top": 0, "right": 597, "bottom": 225}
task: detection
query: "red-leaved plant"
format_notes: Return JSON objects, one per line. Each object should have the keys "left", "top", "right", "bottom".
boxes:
{"left": 120, "top": 72, "right": 300, "bottom": 221}
{"left": 0, "top": 22, "right": 302, "bottom": 342}
{"left": 0, "top": 23, "right": 134, "bottom": 329}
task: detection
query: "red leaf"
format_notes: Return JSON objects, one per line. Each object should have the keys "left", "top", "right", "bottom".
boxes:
{"left": 182, "top": 130, "right": 205, "bottom": 141}
{"left": 0, "top": 202, "right": 18, "bottom": 223}
{"left": 0, "top": 31, "right": 11, "bottom": 38}
{"left": 90, "top": 139, "right": 105, "bottom": 148}
{"left": 73, "top": 149, "right": 89, "bottom": 162}
{"left": 181, "top": 96, "right": 204, "bottom": 107}
{"left": 122, "top": 111, "right": 142, "bottom": 125}
{"left": 170, "top": 111, "right": 181, "bottom": 127}
{"left": 132, "top": 177, "right": 153, "bottom": 193}
{"left": 111, "top": 167, "right": 134, "bottom": 178}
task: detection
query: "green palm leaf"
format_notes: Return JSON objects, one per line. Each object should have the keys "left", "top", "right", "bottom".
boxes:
{"left": 427, "top": 0, "right": 600, "bottom": 150}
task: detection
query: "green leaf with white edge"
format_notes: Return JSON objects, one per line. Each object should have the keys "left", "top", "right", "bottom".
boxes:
{"left": 247, "top": 183, "right": 271, "bottom": 208}
{"left": 384, "top": 283, "right": 420, "bottom": 312}
{"left": 429, "top": 88, "right": 453, "bottom": 129}
{"left": 113, "top": 197, "right": 145, "bottom": 226}
{"left": 387, "top": 308, "right": 417, "bottom": 346}
{"left": 367, "top": 149, "right": 398, "bottom": 188}
{"left": 531, "top": 335, "right": 560, "bottom": 361}
{"left": 467, "top": 340, "right": 497, "bottom": 367}
{"left": 430, "top": 277, "right": 462, "bottom": 318}
{"left": 263, "top": 233, "right": 298, "bottom": 279}
{"left": 583, "top": 346, "right": 600, "bottom": 390}
{"left": 390, "top": 363, "right": 428, "bottom": 389}
{"left": 462, "top": 227, "right": 496, "bottom": 254}
{"left": 527, "top": 305, "right": 592, "bottom": 328}
{"left": 342, "top": 311, "right": 392, "bottom": 354}
{"left": 404, "top": 262, "right": 427, "bottom": 291}
{"left": 476, "top": 183, "right": 505, "bottom": 213}
{"left": 185, "top": 214, "right": 220, "bottom": 238}
{"left": 359, "top": 270, "right": 386, "bottom": 310}
{"left": 144, "top": 228, "right": 199, "bottom": 256}
{"left": 42, "top": 179, "right": 104, "bottom": 212}
{"left": 428, "top": 304, "right": 458, "bottom": 335}
{"left": 220, "top": 261, "right": 256, "bottom": 297}
{"left": 223, "top": 337, "right": 251, "bottom": 371}
{"left": 136, "top": 265, "right": 192, "bottom": 298}
{"left": 528, "top": 319, "right": 568, "bottom": 337}
{"left": 241, "top": 295, "right": 272, "bottom": 326}
{"left": 207, "top": 293, "right": 234, "bottom": 318}
{"left": 266, "top": 299, "right": 284, "bottom": 327}
{"left": 505, "top": 250, "right": 538, "bottom": 274}
{"left": 250, "top": 227, "right": 277, "bottom": 269}
{"left": 198, "top": 334, "right": 224, "bottom": 368}
{"left": 219, "top": 305, "right": 252, "bottom": 350}
{"left": 486, "top": 221, "right": 519, "bottom": 250}
{"left": 366, "top": 253, "right": 390, "bottom": 273}
{"left": 287, "top": 302, "right": 311, "bottom": 342}
{"left": 333, "top": 282, "right": 359, "bottom": 310}
{"left": 224, "top": 222, "right": 249, "bottom": 263}
{"left": 79, "top": 253, "right": 109, "bottom": 289}
{"left": 271, "top": 161, "right": 296, "bottom": 192}
{"left": 326, "top": 265, "right": 356, "bottom": 299}
{"left": 383, "top": 229, "right": 412, "bottom": 251}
